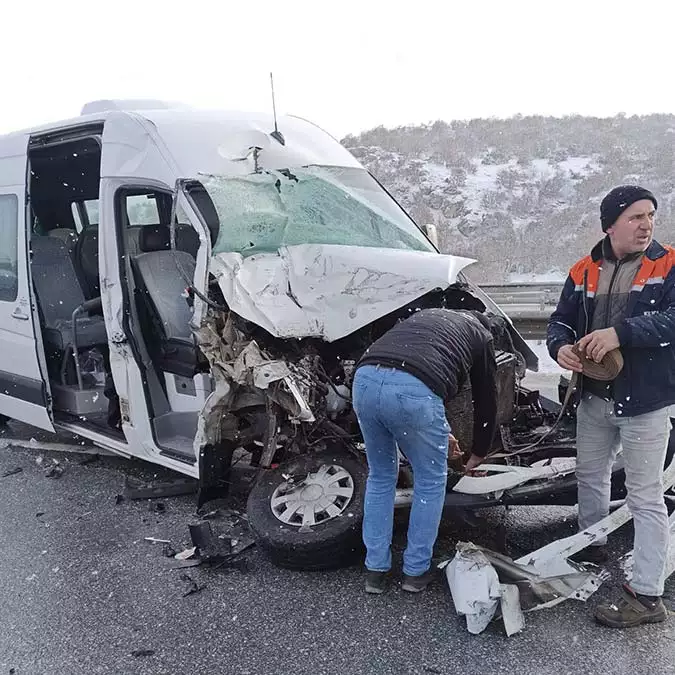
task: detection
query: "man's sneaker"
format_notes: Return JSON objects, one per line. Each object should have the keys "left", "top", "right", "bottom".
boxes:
{"left": 595, "top": 585, "right": 668, "bottom": 628}
{"left": 365, "top": 570, "right": 389, "bottom": 594}
{"left": 570, "top": 544, "right": 609, "bottom": 565}
{"left": 402, "top": 568, "right": 437, "bottom": 593}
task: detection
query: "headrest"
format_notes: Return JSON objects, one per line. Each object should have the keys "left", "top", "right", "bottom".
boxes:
{"left": 138, "top": 225, "right": 170, "bottom": 252}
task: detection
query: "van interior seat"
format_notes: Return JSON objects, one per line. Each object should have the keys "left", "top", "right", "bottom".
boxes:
{"left": 31, "top": 236, "right": 108, "bottom": 381}
{"left": 139, "top": 223, "right": 200, "bottom": 258}
{"left": 130, "top": 227, "right": 205, "bottom": 378}
{"left": 48, "top": 227, "right": 78, "bottom": 251}
{"left": 74, "top": 226, "right": 100, "bottom": 298}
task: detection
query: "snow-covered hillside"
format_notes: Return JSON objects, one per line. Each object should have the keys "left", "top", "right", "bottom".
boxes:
{"left": 343, "top": 115, "right": 675, "bottom": 282}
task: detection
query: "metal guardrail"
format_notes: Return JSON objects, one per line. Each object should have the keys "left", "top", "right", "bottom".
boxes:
{"left": 479, "top": 282, "right": 565, "bottom": 339}
{"left": 480, "top": 282, "right": 564, "bottom": 307}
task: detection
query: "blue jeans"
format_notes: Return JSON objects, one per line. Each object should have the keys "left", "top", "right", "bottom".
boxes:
{"left": 352, "top": 364, "right": 450, "bottom": 576}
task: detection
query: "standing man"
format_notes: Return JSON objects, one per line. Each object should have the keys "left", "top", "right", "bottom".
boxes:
{"left": 547, "top": 185, "right": 675, "bottom": 628}
{"left": 352, "top": 308, "right": 498, "bottom": 594}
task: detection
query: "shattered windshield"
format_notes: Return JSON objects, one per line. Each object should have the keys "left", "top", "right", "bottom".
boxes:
{"left": 201, "top": 166, "right": 434, "bottom": 256}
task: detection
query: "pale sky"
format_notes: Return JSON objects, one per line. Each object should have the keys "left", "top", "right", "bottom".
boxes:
{"left": 3, "top": 0, "right": 674, "bottom": 140}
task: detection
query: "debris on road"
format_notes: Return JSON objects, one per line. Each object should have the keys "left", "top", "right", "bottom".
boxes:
{"left": 44, "top": 460, "right": 64, "bottom": 479}
{"left": 443, "top": 543, "right": 523, "bottom": 636}
{"left": 144, "top": 537, "right": 171, "bottom": 544}
{"left": 443, "top": 541, "right": 604, "bottom": 636}
{"left": 443, "top": 463, "right": 675, "bottom": 635}
{"left": 2, "top": 467, "right": 23, "bottom": 477}
{"left": 179, "top": 573, "right": 206, "bottom": 597}
{"left": 175, "top": 546, "right": 198, "bottom": 561}
{"left": 162, "top": 543, "right": 178, "bottom": 558}
{"left": 131, "top": 649, "right": 155, "bottom": 658}
{"left": 123, "top": 476, "right": 197, "bottom": 501}
{"left": 165, "top": 518, "right": 255, "bottom": 572}
{"left": 1, "top": 435, "right": 112, "bottom": 456}
{"left": 78, "top": 454, "right": 100, "bottom": 466}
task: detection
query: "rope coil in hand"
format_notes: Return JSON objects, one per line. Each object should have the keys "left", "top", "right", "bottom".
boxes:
{"left": 571, "top": 344, "right": 624, "bottom": 381}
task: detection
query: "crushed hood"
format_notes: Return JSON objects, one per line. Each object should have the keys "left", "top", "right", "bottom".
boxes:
{"left": 210, "top": 244, "right": 475, "bottom": 342}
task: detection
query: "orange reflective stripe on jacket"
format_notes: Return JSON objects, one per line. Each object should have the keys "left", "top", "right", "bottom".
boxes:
{"left": 568, "top": 245, "right": 675, "bottom": 297}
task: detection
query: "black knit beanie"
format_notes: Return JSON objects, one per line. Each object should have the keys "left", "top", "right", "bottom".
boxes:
{"left": 600, "top": 185, "right": 658, "bottom": 232}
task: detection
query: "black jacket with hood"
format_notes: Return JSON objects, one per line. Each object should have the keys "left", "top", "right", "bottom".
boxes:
{"left": 357, "top": 308, "right": 498, "bottom": 456}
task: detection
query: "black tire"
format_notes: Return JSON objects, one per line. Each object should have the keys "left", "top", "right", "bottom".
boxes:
{"left": 247, "top": 450, "right": 367, "bottom": 571}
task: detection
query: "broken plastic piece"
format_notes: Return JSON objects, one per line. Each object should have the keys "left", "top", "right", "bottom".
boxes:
{"left": 179, "top": 572, "right": 206, "bottom": 597}
{"left": 2, "top": 467, "right": 23, "bottom": 477}
{"left": 123, "top": 476, "right": 197, "bottom": 500}
{"left": 499, "top": 584, "right": 525, "bottom": 636}
{"left": 162, "top": 543, "right": 178, "bottom": 558}
{"left": 44, "top": 462, "right": 64, "bottom": 479}
{"left": 444, "top": 543, "right": 502, "bottom": 634}
{"left": 175, "top": 546, "right": 197, "bottom": 561}
{"left": 131, "top": 649, "right": 155, "bottom": 658}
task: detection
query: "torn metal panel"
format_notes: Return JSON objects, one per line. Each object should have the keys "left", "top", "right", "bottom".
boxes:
{"left": 444, "top": 542, "right": 608, "bottom": 635}
{"left": 453, "top": 457, "right": 576, "bottom": 495}
{"left": 211, "top": 244, "right": 475, "bottom": 342}
{"left": 516, "top": 461, "right": 675, "bottom": 578}
{"left": 479, "top": 546, "right": 609, "bottom": 612}
{"left": 193, "top": 311, "right": 316, "bottom": 459}
{"left": 444, "top": 466, "right": 675, "bottom": 635}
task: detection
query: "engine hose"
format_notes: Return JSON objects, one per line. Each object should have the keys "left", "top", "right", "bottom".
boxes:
{"left": 490, "top": 346, "right": 624, "bottom": 458}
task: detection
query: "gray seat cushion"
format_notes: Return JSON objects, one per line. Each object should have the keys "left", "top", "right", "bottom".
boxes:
{"left": 31, "top": 236, "right": 107, "bottom": 351}
{"left": 132, "top": 250, "right": 195, "bottom": 343}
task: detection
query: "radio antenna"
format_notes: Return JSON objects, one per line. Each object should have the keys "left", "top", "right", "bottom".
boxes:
{"left": 269, "top": 72, "right": 285, "bottom": 146}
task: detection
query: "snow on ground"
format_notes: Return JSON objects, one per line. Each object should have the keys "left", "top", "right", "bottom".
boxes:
{"left": 523, "top": 340, "right": 563, "bottom": 400}
{"left": 527, "top": 339, "right": 563, "bottom": 374}
{"left": 557, "top": 156, "right": 598, "bottom": 177}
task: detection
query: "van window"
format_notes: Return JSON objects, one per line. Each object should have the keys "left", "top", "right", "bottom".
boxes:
{"left": 84, "top": 200, "right": 99, "bottom": 226}
{"left": 0, "top": 194, "right": 18, "bottom": 302}
{"left": 126, "top": 194, "right": 160, "bottom": 226}
{"left": 71, "top": 200, "right": 99, "bottom": 233}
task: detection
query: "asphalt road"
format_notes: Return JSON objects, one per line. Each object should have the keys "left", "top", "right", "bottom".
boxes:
{"left": 1, "top": 422, "right": 674, "bottom": 675}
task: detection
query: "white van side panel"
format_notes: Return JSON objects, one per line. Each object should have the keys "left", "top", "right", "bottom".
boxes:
{"left": 0, "top": 133, "right": 54, "bottom": 430}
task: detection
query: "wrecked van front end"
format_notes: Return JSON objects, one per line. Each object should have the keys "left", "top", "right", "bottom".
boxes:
{"left": 186, "top": 166, "right": 583, "bottom": 569}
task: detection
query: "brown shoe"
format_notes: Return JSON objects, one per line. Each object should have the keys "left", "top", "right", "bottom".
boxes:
{"left": 595, "top": 585, "right": 668, "bottom": 628}
{"left": 402, "top": 568, "right": 437, "bottom": 593}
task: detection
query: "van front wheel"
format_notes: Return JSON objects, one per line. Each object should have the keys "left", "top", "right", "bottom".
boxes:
{"left": 246, "top": 450, "right": 367, "bottom": 570}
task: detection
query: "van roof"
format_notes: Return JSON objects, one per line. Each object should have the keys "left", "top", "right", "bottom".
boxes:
{"left": 0, "top": 99, "right": 361, "bottom": 184}
{"left": 0, "top": 99, "right": 340, "bottom": 143}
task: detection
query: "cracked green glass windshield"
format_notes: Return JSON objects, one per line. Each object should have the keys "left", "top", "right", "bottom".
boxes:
{"left": 202, "top": 166, "right": 434, "bottom": 256}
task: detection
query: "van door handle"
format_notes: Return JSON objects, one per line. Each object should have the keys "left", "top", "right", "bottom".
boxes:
{"left": 12, "top": 307, "right": 29, "bottom": 321}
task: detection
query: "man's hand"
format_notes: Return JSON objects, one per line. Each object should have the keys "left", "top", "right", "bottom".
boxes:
{"left": 577, "top": 328, "right": 620, "bottom": 364}
{"left": 448, "top": 434, "right": 462, "bottom": 459}
{"left": 556, "top": 344, "right": 583, "bottom": 372}
{"left": 464, "top": 453, "right": 484, "bottom": 473}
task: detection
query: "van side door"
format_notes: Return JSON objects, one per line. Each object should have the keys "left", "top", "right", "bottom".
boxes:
{"left": 0, "top": 134, "right": 54, "bottom": 430}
